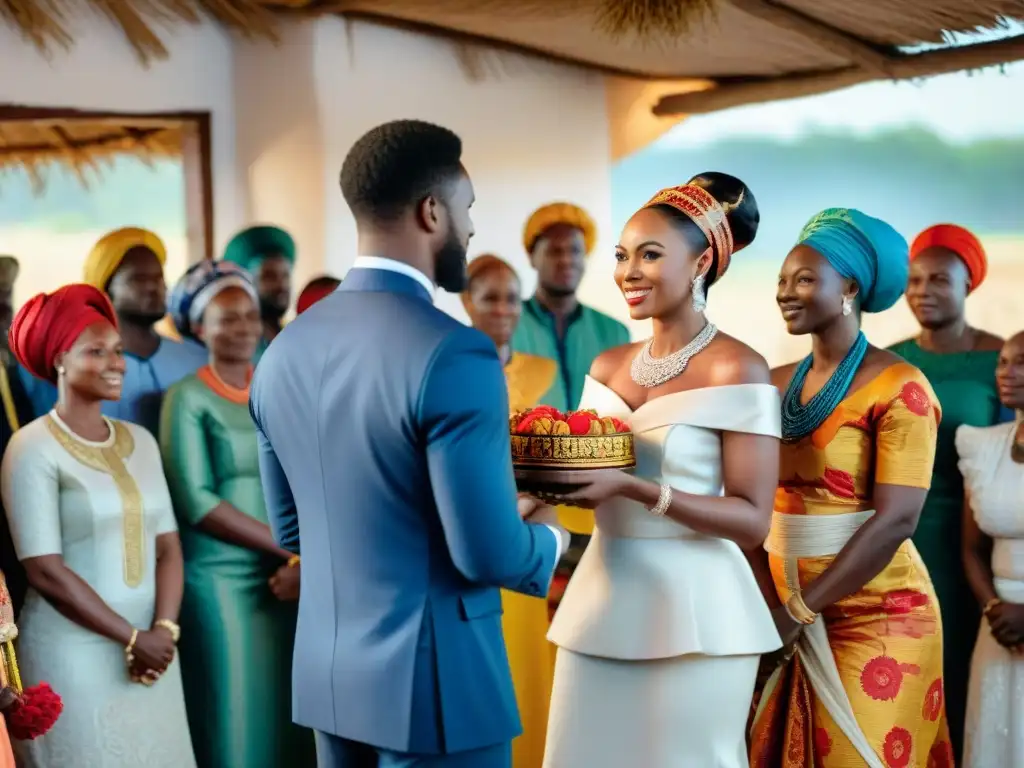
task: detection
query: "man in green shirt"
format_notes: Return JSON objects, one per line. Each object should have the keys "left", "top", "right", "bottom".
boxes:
{"left": 511, "top": 202, "right": 630, "bottom": 412}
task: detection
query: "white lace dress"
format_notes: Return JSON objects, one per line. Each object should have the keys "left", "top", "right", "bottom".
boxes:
{"left": 0, "top": 413, "right": 196, "bottom": 768}
{"left": 542, "top": 377, "right": 783, "bottom": 768}
{"left": 957, "top": 420, "right": 1024, "bottom": 768}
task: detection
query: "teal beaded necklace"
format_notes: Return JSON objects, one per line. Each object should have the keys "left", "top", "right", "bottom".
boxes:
{"left": 781, "top": 331, "right": 868, "bottom": 444}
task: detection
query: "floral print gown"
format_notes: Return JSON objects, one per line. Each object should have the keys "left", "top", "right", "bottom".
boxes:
{"left": 750, "top": 362, "right": 953, "bottom": 767}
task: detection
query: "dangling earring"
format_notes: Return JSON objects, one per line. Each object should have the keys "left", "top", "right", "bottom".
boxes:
{"left": 691, "top": 273, "right": 707, "bottom": 313}
{"left": 56, "top": 365, "right": 67, "bottom": 406}
{"left": 842, "top": 295, "right": 853, "bottom": 316}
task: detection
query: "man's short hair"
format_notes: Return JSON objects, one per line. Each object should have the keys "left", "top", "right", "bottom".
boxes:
{"left": 340, "top": 120, "right": 463, "bottom": 223}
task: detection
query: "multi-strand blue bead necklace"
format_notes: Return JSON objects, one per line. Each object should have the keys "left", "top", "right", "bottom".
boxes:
{"left": 781, "top": 331, "right": 868, "bottom": 444}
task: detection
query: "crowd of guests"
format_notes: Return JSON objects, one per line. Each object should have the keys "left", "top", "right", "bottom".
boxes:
{"left": 0, "top": 202, "right": 625, "bottom": 767}
{"left": 460, "top": 210, "right": 1021, "bottom": 767}
{"left": 0, "top": 176, "right": 1020, "bottom": 767}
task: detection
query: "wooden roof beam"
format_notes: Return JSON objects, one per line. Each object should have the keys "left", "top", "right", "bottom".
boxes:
{"left": 653, "top": 32, "right": 1024, "bottom": 115}
{"left": 725, "top": 0, "right": 897, "bottom": 76}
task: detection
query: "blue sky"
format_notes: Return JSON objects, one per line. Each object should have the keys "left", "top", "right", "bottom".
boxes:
{"left": 658, "top": 22, "right": 1024, "bottom": 148}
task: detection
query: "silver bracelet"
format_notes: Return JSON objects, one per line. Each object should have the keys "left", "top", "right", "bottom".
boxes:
{"left": 648, "top": 483, "right": 672, "bottom": 516}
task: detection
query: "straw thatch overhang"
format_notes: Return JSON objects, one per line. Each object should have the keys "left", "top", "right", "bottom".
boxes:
{"left": 4, "top": 0, "right": 1024, "bottom": 115}
{"left": 0, "top": 106, "right": 202, "bottom": 192}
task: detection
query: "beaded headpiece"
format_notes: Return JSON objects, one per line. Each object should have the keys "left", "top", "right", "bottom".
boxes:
{"left": 644, "top": 184, "right": 735, "bottom": 280}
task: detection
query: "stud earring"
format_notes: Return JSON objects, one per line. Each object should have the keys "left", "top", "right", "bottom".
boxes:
{"left": 691, "top": 273, "right": 707, "bottom": 313}
{"left": 842, "top": 295, "right": 853, "bottom": 316}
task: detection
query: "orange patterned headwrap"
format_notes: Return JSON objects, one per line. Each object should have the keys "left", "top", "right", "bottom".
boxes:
{"left": 9, "top": 284, "right": 118, "bottom": 383}
{"left": 523, "top": 203, "right": 597, "bottom": 256}
{"left": 910, "top": 224, "right": 987, "bottom": 292}
{"left": 644, "top": 184, "right": 735, "bottom": 280}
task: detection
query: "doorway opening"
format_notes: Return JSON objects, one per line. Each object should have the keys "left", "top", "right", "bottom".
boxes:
{"left": 0, "top": 105, "right": 213, "bottom": 308}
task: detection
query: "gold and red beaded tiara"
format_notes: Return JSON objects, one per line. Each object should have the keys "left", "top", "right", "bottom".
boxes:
{"left": 643, "top": 184, "right": 735, "bottom": 279}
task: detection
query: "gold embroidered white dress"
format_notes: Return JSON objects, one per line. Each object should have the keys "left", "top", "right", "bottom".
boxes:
{"left": 0, "top": 412, "right": 196, "bottom": 768}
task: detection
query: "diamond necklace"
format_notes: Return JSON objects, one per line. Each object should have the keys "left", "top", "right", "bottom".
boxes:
{"left": 630, "top": 322, "right": 718, "bottom": 388}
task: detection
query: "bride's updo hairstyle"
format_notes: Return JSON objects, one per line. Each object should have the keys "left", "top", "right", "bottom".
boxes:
{"left": 644, "top": 172, "right": 760, "bottom": 297}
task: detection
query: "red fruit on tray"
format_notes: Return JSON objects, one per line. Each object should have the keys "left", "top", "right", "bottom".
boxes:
{"left": 565, "top": 411, "right": 599, "bottom": 435}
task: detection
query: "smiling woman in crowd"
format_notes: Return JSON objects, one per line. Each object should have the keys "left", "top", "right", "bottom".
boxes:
{"left": 889, "top": 223, "right": 1007, "bottom": 759}
{"left": 957, "top": 330, "right": 1024, "bottom": 767}
{"left": 160, "top": 261, "right": 314, "bottom": 768}
{"left": 750, "top": 208, "right": 950, "bottom": 767}
{"left": 1, "top": 283, "right": 193, "bottom": 768}
{"left": 462, "top": 253, "right": 556, "bottom": 768}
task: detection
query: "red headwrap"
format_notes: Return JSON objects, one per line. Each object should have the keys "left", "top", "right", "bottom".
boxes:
{"left": 296, "top": 277, "right": 340, "bottom": 315}
{"left": 910, "top": 224, "right": 987, "bottom": 293}
{"left": 8, "top": 284, "right": 118, "bottom": 383}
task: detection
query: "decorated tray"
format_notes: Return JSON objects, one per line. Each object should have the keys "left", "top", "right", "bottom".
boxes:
{"left": 510, "top": 406, "right": 635, "bottom": 501}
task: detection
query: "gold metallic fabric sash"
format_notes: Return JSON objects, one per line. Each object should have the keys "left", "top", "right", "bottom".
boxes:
{"left": 45, "top": 416, "right": 145, "bottom": 588}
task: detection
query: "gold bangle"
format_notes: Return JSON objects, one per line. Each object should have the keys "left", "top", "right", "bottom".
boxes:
{"left": 124, "top": 628, "right": 139, "bottom": 665}
{"left": 287, "top": 555, "right": 300, "bottom": 569}
{"left": 154, "top": 619, "right": 181, "bottom": 643}
{"left": 984, "top": 598, "right": 1002, "bottom": 616}
{"left": 786, "top": 592, "right": 817, "bottom": 625}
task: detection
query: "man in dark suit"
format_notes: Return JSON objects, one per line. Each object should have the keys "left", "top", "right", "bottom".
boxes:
{"left": 250, "top": 120, "right": 567, "bottom": 768}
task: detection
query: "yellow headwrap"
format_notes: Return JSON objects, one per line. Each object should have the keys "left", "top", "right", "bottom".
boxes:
{"left": 83, "top": 227, "right": 167, "bottom": 290}
{"left": 522, "top": 203, "right": 597, "bottom": 256}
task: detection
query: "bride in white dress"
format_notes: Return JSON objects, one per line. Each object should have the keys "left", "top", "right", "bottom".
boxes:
{"left": 541, "top": 174, "right": 782, "bottom": 768}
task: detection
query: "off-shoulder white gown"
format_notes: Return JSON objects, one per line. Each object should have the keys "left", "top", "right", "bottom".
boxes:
{"left": 543, "top": 377, "right": 783, "bottom": 768}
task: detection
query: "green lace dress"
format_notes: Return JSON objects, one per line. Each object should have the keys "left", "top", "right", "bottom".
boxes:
{"left": 159, "top": 370, "right": 315, "bottom": 768}
{"left": 888, "top": 340, "right": 1003, "bottom": 757}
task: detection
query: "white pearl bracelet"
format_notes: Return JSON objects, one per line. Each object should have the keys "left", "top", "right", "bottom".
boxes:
{"left": 648, "top": 483, "right": 672, "bottom": 516}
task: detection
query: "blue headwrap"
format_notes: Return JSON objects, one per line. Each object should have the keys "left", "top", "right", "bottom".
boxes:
{"left": 797, "top": 208, "right": 909, "bottom": 314}
{"left": 168, "top": 260, "right": 259, "bottom": 342}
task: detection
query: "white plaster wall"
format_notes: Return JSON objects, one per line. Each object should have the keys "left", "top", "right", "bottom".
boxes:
{"left": 0, "top": 14, "right": 243, "bottom": 255}
{"left": 309, "top": 19, "right": 621, "bottom": 324}
{"left": 2, "top": 16, "right": 625, "bottom": 329}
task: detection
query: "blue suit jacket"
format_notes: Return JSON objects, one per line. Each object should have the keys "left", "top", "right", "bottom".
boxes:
{"left": 249, "top": 267, "right": 560, "bottom": 755}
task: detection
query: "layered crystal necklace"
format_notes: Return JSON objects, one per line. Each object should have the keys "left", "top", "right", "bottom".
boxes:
{"left": 630, "top": 322, "right": 718, "bottom": 388}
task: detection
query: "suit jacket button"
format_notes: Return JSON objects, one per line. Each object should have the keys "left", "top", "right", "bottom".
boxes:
{"left": 529, "top": 581, "right": 539, "bottom": 593}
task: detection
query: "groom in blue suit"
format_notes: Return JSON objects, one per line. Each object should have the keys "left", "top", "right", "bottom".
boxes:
{"left": 250, "top": 120, "right": 567, "bottom": 768}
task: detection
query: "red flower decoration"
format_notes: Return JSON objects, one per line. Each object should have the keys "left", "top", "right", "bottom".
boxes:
{"left": 823, "top": 467, "right": 856, "bottom": 498}
{"left": 610, "top": 417, "right": 629, "bottom": 433}
{"left": 7, "top": 682, "right": 63, "bottom": 740}
{"left": 927, "top": 740, "right": 954, "bottom": 768}
{"left": 531, "top": 405, "right": 564, "bottom": 421}
{"left": 900, "top": 381, "right": 930, "bottom": 416}
{"left": 922, "top": 678, "right": 944, "bottom": 721}
{"left": 883, "top": 726, "right": 913, "bottom": 768}
{"left": 883, "top": 589, "right": 929, "bottom": 615}
{"left": 565, "top": 411, "right": 600, "bottom": 436}
{"left": 861, "top": 655, "right": 904, "bottom": 701}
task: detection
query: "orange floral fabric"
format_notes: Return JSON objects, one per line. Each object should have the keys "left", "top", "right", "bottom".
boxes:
{"left": 751, "top": 363, "right": 953, "bottom": 768}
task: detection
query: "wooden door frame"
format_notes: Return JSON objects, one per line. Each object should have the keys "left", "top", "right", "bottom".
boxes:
{"left": 0, "top": 105, "right": 215, "bottom": 260}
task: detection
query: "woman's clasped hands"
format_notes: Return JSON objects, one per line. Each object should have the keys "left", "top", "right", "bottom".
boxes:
{"left": 987, "top": 600, "right": 1024, "bottom": 652}
{"left": 126, "top": 624, "right": 177, "bottom": 686}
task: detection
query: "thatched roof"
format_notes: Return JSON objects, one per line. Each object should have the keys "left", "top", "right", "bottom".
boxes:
{"left": 0, "top": 111, "right": 183, "bottom": 191}
{"left": 4, "top": 0, "right": 1024, "bottom": 115}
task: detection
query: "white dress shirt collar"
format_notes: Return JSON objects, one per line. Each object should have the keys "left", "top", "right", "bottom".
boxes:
{"left": 352, "top": 256, "right": 435, "bottom": 301}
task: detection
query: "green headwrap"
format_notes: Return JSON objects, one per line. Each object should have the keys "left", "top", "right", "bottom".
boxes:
{"left": 223, "top": 226, "right": 296, "bottom": 271}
